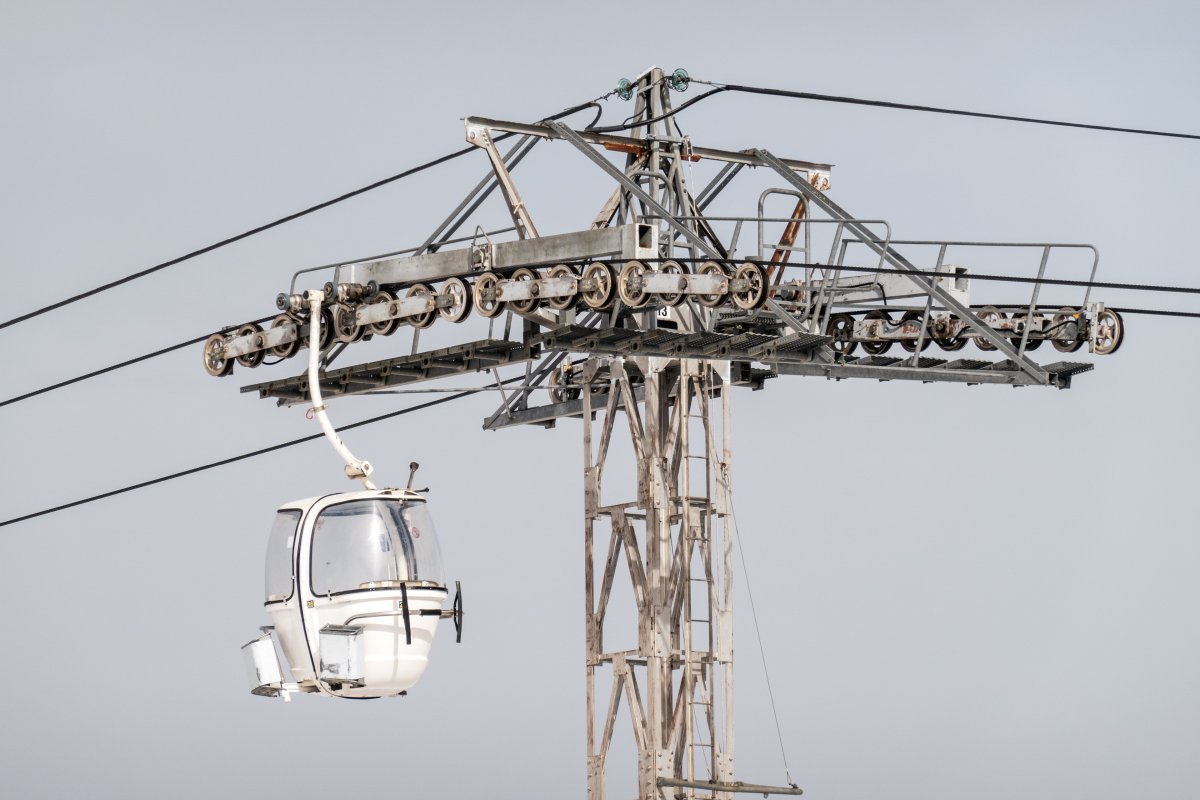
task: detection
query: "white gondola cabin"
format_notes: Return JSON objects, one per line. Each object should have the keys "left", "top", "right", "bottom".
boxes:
{"left": 243, "top": 488, "right": 460, "bottom": 699}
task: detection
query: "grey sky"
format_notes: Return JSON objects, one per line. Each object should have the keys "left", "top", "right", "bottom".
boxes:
{"left": 2, "top": 1, "right": 1197, "bottom": 798}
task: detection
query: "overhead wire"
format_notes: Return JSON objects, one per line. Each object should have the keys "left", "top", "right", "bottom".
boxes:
{"left": 687, "top": 80, "right": 1200, "bottom": 141}
{"left": 0, "top": 373, "right": 527, "bottom": 529}
{"left": 1108, "top": 306, "right": 1200, "bottom": 319}
{"left": 0, "top": 315, "right": 273, "bottom": 410}
{"left": 0, "top": 148, "right": 475, "bottom": 332}
{"left": 0, "top": 99, "right": 605, "bottom": 333}
{"left": 629, "top": 256, "right": 1200, "bottom": 297}
{"left": 0, "top": 221, "right": 519, "bottom": 410}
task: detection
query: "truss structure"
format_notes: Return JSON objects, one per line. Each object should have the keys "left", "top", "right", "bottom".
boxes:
{"left": 206, "top": 65, "right": 1125, "bottom": 799}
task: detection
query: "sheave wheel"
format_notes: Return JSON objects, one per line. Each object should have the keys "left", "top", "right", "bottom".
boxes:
{"left": 437, "top": 278, "right": 472, "bottom": 323}
{"left": 203, "top": 333, "right": 232, "bottom": 377}
{"left": 269, "top": 314, "right": 300, "bottom": 359}
{"left": 331, "top": 304, "right": 363, "bottom": 344}
{"left": 899, "top": 310, "right": 931, "bottom": 352}
{"left": 235, "top": 323, "right": 266, "bottom": 367}
{"left": 731, "top": 262, "right": 768, "bottom": 310}
{"left": 474, "top": 272, "right": 504, "bottom": 318}
{"left": 365, "top": 291, "right": 399, "bottom": 337}
{"left": 581, "top": 262, "right": 615, "bottom": 310}
{"left": 544, "top": 264, "right": 578, "bottom": 311}
{"left": 508, "top": 268, "right": 541, "bottom": 314}
{"left": 1011, "top": 312, "right": 1044, "bottom": 351}
{"left": 617, "top": 260, "right": 650, "bottom": 308}
{"left": 658, "top": 260, "right": 688, "bottom": 307}
{"left": 932, "top": 317, "right": 968, "bottom": 352}
{"left": 549, "top": 367, "right": 581, "bottom": 403}
{"left": 975, "top": 306, "right": 1005, "bottom": 352}
{"left": 695, "top": 261, "right": 728, "bottom": 308}
{"left": 316, "top": 309, "right": 336, "bottom": 350}
{"left": 1051, "top": 306, "right": 1085, "bottom": 353}
{"left": 1092, "top": 308, "right": 1124, "bottom": 355}
{"left": 826, "top": 313, "right": 858, "bottom": 356}
{"left": 406, "top": 283, "right": 436, "bottom": 329}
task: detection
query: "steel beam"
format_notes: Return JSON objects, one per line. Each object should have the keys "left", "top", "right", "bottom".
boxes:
{"left": 772, "top": 358, "right": 1091, "bottom": 388}
{"left": 342, "top": 224, "right": 650, "bottom": 287}
{"left": 465, "top": 116, "right": 833, "bottom": 180}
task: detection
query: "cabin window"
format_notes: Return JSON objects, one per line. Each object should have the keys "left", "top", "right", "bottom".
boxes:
{"left": 264, "top": 510, "right": 301, "bottom": 602}
{"left": 310, "top": 499, "right": 445, "bottom": 596}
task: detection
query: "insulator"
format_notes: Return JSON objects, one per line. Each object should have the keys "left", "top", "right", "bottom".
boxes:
{"left": 616, "top": 78, "right": 634, "bottom": 101}
{"left": 668, "top": 68, "right": 690, "bottom": 92}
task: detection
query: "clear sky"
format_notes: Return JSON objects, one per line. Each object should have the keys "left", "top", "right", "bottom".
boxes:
{"left": 2, "top": 1, "right": 1198, "bottom": 798}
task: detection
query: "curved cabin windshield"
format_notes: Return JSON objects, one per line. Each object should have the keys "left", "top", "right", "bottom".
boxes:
{"left": 264, "top": 510, "right": 300, "bottom": 602}
{"left": 310, "top": 498, "right": 445, "bottom": 596}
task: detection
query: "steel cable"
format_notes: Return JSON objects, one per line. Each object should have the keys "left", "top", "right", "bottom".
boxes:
{"left": 0, "top": 316, "right": 274, "bottom": 410}
{"left": 635, "top": 256, "right": 1200, "bottom": 297}
{"left": 0, "top": 100, "right": 603, "bottom": 333}
{"left": 0, "top": 373, "right": 527, "bottom": 529}
{"left": 698, "top": 81, "right": 1200, "bottom": 141}
{"left": 589, "top": 78, "right": 1200, "bottom": 140}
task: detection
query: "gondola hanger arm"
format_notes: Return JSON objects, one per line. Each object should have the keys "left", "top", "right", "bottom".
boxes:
{"left": 306, "top": 290, "right": 377, "bottom": 489}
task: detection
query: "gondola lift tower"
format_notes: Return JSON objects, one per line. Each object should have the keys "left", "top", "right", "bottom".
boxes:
{"left": 211, "top": 66, "right": 1124, "bottom": 799}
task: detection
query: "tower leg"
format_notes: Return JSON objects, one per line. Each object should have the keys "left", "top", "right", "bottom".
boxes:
{"left": 583, "top": 356, "right": 734, "bottom": 800}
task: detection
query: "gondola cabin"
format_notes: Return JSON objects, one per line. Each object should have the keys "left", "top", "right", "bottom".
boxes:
{"left": 242, "top": 488, "right": 456, "bottom": 699}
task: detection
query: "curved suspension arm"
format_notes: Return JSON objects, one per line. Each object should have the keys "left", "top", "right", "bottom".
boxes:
{"left": 307, "top": 291, "right": 376, "bottom": 490}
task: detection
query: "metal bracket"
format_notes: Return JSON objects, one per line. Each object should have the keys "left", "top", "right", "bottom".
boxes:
{"left": 466, "top": 123, "right": 539, "bottom": 240}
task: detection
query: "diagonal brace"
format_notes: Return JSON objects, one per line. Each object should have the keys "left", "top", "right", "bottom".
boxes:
{"left": 547, "top": 121, "right": 721, "bottom": 260}
{"left": 754, "top": 148, "right": 1048, "bottom": 385}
